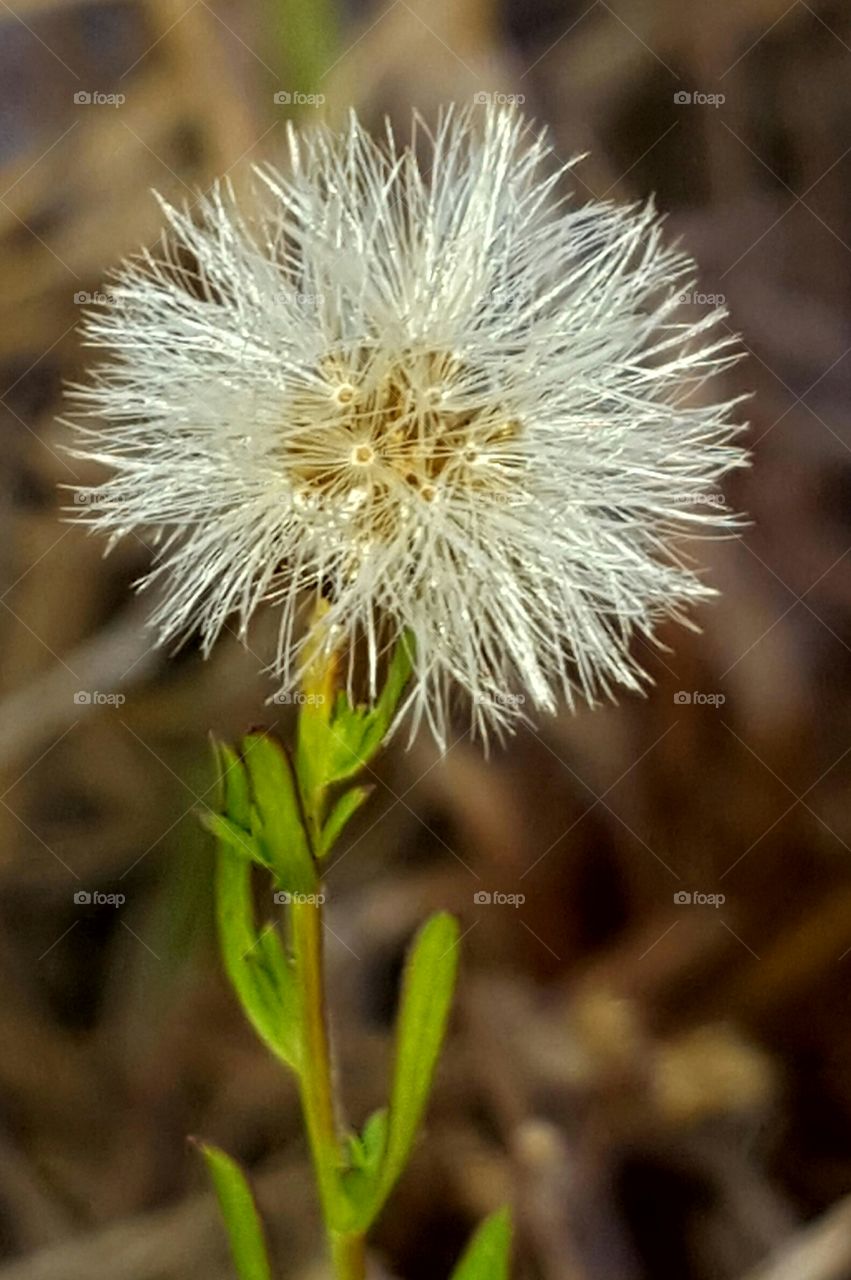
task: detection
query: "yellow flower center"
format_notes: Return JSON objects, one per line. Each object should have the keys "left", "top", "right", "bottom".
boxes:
{"left": 284, "top": 349, "right": 523, "bottom": 542}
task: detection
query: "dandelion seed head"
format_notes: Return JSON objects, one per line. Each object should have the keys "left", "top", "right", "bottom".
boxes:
{"left": 65, "top": 105, "right": 747, "bottom": 745}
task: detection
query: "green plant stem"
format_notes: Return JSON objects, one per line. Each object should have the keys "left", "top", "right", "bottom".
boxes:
{"left": 331, "top": 1231, "right": 367, "bottom": 1280}
{"left": 291, "top": 899, "right": 336, "bottom": 1207}
{"left": 289, "top": 601, "right": 368, "bottom": 1277}
{"left": 291, "top": 896, "right": 366, "bottom": 1279}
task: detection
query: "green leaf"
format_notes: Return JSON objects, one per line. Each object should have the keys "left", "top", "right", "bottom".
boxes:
{"left": 201, "top": 813, "right": 272, "bottom": 872}
{"left": 341, "top": 1108, "right": 389, "bottom": 1215}
{"left": 198, "top": 1142, "right": 273, "bottom": 1280}
{"left": 296, "top": 631, "right": 414, "bottom": 826}
{"left": 318, "top": 785, "right": 373, "bottom": 858}
{"left": 342, "top": 1105, "right": 389, "bottom": 1182}
{"left": 354, "top": 1108, "right": 389, "bottom": 1173}
{"left": 450, "top": 1208, "right": 513, "bottom": 1280}
{"left": 318, "top": 634, "right": 415, "bottom": 788}
{"left": 356, "top": 633, "right": 415, "bottom": 762}
{"left": 215, "top": 848, "right": 300, "bottom": 1069}
{"left": 352, "top": 912, "right": 459, "bottom": 1226}
{"left": 208, "top": 736, "right": 306, "bottom": 1070}
{"left": 214, "top": 741, "right": 252, "bottom": 828}
{"left": 242, "top": 734, "right": 316, "bottom": 895}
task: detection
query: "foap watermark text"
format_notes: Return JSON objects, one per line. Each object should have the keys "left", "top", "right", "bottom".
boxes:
{"left": 273, "top": 91, "right": 325, "bottom": 107}
{"left": 74, "top": 90, "right": 125, "bottom": 108}
{"left": 474, "top": 91, "right": 525, "bottom": 106}
{"left": 74, "top": 690, "right": 126, "bottom": 706}
{"left": 674, "top": 90, "right": 725, "bottom": 108}
{"left": 674, "top": 890, "right": 725, "bottom": 908}
{"left": 74, "top": 889, "right": 126, "bottom": 907}
{"left": 474, "top": 890, "right": 525, "bottom": 907}
{"left": 674, "top": 691, "right": 725, "bottom": 707}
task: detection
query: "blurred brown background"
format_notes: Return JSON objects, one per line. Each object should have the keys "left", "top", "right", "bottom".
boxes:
{"left": 2, "top": 0, "right": 851, "bottom": 1277}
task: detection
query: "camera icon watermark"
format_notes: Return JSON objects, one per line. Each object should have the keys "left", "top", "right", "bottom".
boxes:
{"left": 673, "top": 90, "right": 725, "bottom": 108}
{"left": 73, "top": 90, "right": 126, "bottom": 108}
{"left": 73, "top": 690, "right": 126, "bottom": 707}
{"left": 673, "top": 691, "right": 725, "bottom": 707}
{"left": 673, "top": 890, "right": 725, "bottom": 908}
{"left": 273, "top": 891, "right": 327, "bottom": 905}
{"left": 73, "top": 889, "right": 126, "bottom": 907}
{"left": 273, "top": 90, "right": 326, "bottom": 107}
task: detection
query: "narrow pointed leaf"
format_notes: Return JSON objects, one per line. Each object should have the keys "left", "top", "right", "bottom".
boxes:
{"left": 199, "top": 1142, "right": 274, "bottom": 1280}
{"left": 242, "top": 734, "right": 316, "bottom": 894}
{"left": 318, "top": 785, "right": 372, "bottom": 858}
{"left": 356, "top": 632, "right": 414, "bottom": 761}
{"left": 450, "top": 1208, "right": 513, "bottom": 1280}
{"left": 215, "top": 741, "right": 252, "bottom": 828}
{"left": 215, "top": 849, "right": 300, "bottom": 1069}
{"left": 366, "top": 912, "right": 459, "bottom": 1220}
{"left": 202, "top": 813, "right": 272, "bottom": 871}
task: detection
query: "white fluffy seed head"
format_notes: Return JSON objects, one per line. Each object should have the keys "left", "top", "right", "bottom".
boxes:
{"left": 65, "top": 106, "right": 747, "bottom": 746}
